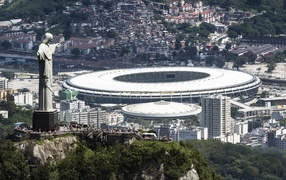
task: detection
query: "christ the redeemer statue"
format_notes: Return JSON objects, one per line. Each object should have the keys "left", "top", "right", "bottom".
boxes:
{"left": 37, "top": 33, "right": 59, "bottom": 111}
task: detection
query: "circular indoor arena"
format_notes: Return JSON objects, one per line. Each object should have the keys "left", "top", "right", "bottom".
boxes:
{"left": 122, "top": 100, "right": 201, "bottom": 121}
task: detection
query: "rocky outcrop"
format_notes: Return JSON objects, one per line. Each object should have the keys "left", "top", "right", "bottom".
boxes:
{"left": 140, "top": 163, "right": 199, "bottom": 180}
{"left": 141, "top": 163, "right": 165, "bottom": 180}
{"left": 179, "top": 167, "right": 199, "bottom": 180}
{"left": 15, "top": 136, "right": 77, "bottom": 165}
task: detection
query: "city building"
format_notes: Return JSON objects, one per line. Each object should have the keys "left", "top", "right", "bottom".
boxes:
{"left": 218, "top": 133, "right": 240, "bottom": 144}
{"left": 267, "top": 127, "right": 286, "bottom": 149}
{"left": 231, "top": 100, "right": 272, "bottom": 121}
{"left": 200, "top": 95, "right": 231, "bottom": 138}
{"left": 242, "top": 128, "right": 268, "bottom": 147}
{"left": 60, "top": 99, "right": 86, "bottom": 111}
{"left": 234, "top": 121, "right": 248, "bottom": 135}
{"left": 63, "top": 107, "right": 107, "bottom": 126}
{"left": 60, "top": 99, "right": 86, "bottom": 122}
{"left": 0, "top": 89, "right": 18, "bottom": 101}
{"left": 0, "top": 77, "right": 8, "bottom": 90}
{"left": 171, "top": 126, "right": 208, "bottom": 141}
{"left": 0, "top": 110, "right": 8, "bottom": 118}
{"left": 106, "top": 111, "right": 124, "bottom": 125}
{"left": 13, "top": 92, "right": 33, "bottom": 106}
{"left": 154, "top": 124, "right": 171, "bottom": 137}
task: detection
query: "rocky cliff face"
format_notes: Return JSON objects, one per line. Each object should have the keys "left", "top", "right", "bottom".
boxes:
{"left": 15, "top": 137, "right": 201, "bottom": 179}
{"left": 140, "top": 163, "right": 199, "bottom": 180}
{"left": 15, "top": 136, "right": 77, "bottom": 165}
{"left": 179, "top": 167, "right": 199, "bottom": 180}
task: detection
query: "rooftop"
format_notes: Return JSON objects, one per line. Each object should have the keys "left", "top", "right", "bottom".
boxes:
{"left": 122, "top": 100, "right": 201, "bottom": 118}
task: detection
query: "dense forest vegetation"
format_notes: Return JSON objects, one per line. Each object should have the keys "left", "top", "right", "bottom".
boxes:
{"left": 0, "top": 139, "right": 219, "bottom": 180}
{"left": 0, "top": 0, "right": 70, "bottom": 21}
{"left": 186, "top": 140, "right": 286, "bottom": 180}
{"left": 0, "top": 95, "right": 32, "bottom": 139}
{"left": 3, "top": 138, "right": 286, "bottom": 179}
{"left": 228, "top": 12, "right": 286, "bottom": 37}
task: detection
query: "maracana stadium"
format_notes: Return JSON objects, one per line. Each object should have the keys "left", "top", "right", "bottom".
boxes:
{"left": 62, "top": 67, "right": 261, "bottom": 104}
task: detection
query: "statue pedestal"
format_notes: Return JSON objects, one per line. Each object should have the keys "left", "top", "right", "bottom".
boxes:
{"left": 33, "top": 110, "right": 58, "bottom": 132}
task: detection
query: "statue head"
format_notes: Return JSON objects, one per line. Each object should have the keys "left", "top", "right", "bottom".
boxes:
{"left": 43, "top": 33, "right": 53, "bottom": 44}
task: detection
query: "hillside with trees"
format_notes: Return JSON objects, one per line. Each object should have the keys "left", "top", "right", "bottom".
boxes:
{"left": 0, "top": 95, "right": 32, "bottom": 139}
{"left": 0, "top": 139, "right": 219, "bottom": 180}
{"left": 0, "top": 0, "right": 71, "bottom": 21}
{"left": 3, "top": 137, "right": 286, "bottom": 179}
{"left": 185, "top": 140, "right": 286, "bottom": 180}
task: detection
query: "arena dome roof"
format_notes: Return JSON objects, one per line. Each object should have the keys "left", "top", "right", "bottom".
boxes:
{"left": 122, "top": 101, "right": 201, "bottom": 118}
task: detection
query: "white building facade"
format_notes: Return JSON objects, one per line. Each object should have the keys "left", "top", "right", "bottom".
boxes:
{"left": 60, "top": 99, "right": 86, "bottom": 111}
{"left": 171, "top": 126, "right": 208, "bottom": 141}
{"left": 13, "top": 92, "right": 33, "bottom": 106}
{"left": 63, "top": 108, "right": 107, "bottom": 126}
{"left": 0, "top": 77, "right": 8, "bottom": 90}
{"left": 200, "top": 95, "right": 231, "bottom": 138}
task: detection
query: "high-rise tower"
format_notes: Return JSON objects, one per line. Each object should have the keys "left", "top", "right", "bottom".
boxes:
{"left": 200, "top": 95, "right": 231, "bottom": 138}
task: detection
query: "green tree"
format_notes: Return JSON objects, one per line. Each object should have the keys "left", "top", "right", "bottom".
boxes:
{"left": 212, "top": 45, "right": 219, "bottom": 52}
{"left": 200, "top": 22, "right": 216, "bottom": 33}
{"left": 120, "top": 46, "right": 130, "bottom": 57}
{"left": 71, "top": 48, "right": 80, "bottom": 57}
{"left": 0, "top": 40, "right": 12, "bottom": 50}
{"left": 175, "top": 39, "right": 182, "bottom": 50}
{"left": 231, "top": 107, "right": 238, "bottom": 118}
{"left": 35, "top": 28, "right": 45, "bottom": 41}
{"left": 18, "top": 88, "right": 30, "bottom": 92}
{"left": 84, "top": 26, "right": 93, "bottom": 36}
{"left": 267, "top": 61, "right": 276, "bottom": 73}
{"left": 82, "top": 0, "right": 92, "bottom": 6}
{"left": 63, "top": 29, "right": 72, "bottom": 40}
{"left": 216, "top": 58, "right": 225, "bottom": 68}
{"left": 247, "top": 53, "right": 257, "bottom": 64}
{"left": 234, "top": 56, "right": 247, "bottom": 68}
{"left": 199, "top": 13, "right": 203, "bottom": 21}
{"left": 1, "top": 71, "right": 15, "bottom": 80}
{"left": 184, "top": 115, "right": 199, "bottom": 126}
{"left": 261, "top": 91, "right": 269, "bottom": 98}
{"left": 225, "top": 44, "right": 231, "bottom": 51}
{"left": 185, "top": 46, "right": 197, "bottom": 59}
{"left": 228, "top": 30, "right": 238, "bottom": 39}
{"left": 205, "top": 56, "right": 216, "bottom": 67}
{"left": 186, "top": 139, "right": 286, "bottom": 179}
{"left": 0, "top": 140, "right": 30, "bottom": 179}
{"left": 279, "top": 118, "right": 286, "bottom": 126}
{"left": 106, "top": 30, "right": 117, "bottom": 38}
{"left": 30, "top": 164, "right": 53, "bottom": 180}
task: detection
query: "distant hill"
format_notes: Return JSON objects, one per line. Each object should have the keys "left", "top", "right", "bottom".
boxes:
{"left": 0, "top": 0, "right": 69, "bottom": 21}
{"left": 186, "top": 140, "right": 286, "bottom": 180}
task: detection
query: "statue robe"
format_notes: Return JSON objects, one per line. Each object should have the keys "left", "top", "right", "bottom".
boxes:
{"left": 37, "top": 43, "right": 57, "bottom": 111}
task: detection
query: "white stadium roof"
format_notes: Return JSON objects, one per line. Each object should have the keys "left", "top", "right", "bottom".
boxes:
{"left": 122, "top": 101, "right": 201, "bottom": 118}
{"left": 66, "top": 67, "right": 257, "bottom": 93}
{"left": 63, "top": 67, "right": 261, "bottom": 103}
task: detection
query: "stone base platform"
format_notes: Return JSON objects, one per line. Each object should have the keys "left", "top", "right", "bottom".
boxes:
{"left": 33, "top": 110, "right": 58, "bottom": 132}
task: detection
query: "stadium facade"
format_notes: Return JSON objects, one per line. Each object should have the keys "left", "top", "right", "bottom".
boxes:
{"left": 62, "top": 67, "right": 261, "bottom": 104}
